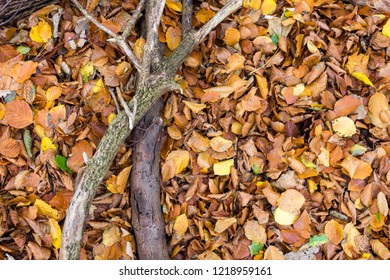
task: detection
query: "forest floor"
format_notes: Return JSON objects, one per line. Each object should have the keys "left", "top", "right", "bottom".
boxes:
{"left": 0, "top": 0, "right": 389, "bottom": 260}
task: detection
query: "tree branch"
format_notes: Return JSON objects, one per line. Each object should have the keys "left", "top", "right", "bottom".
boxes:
{"left": 165, "top": 0, "right": 243, "bottom": 76}
{"left": 122, "top": 0, "right": 146, "bottom": 39}
{"left": 182, "top": 0, "right": 193, "bottom": 36}
{"left": 70, "top": 0, "right": 142, "bottom": 71}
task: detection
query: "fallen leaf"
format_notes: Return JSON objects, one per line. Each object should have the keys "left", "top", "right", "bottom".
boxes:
{"left": 277, "top": 189, "right": 305, "bottom": 212}
{"left": 106, "top": 166, "right": 131, "bottom": 194}
{"left": 0, "top": 138, "right": 20, "bottom": 158}
{"left": 274, "top": 207, "right": 300, "bottom": 226}
{"left": 261, "top": 0, "right": 277, "bottom": 15}
{"left": 34, "top": 198, "right": 59, "bottom": 220}
{"left": 162, "top": 149, "right": 190, "bottom": 181}
{"left": 4, "top": 100, "right": 33, "bottom": 129}
{"left": 213, "top": 159, "right": 234, "bottom": 176}
{"left": 183, "top": 100, "right": 206, "bottom": 113}
{"left": 67, "top": 140, "right": 93, "bottom": 172}
{"left": 48, "top": 218, "right": 61, "bottom": 249}
{"left": 333, "top": 95, "right": 362, "bottom": 116}
{"left": 224, "top": 28, "right": 241, "bottom": 46}
{"left": 352, "top": 72, "right": 374, "bottom": 86}
{"left": 209, "top": 136, "right": 233, "bottom": 152}
{"left": 382, "top": 19, "right": 390, "bottom": 38}
{"left": 195, "top": 9, "right": 215, "bottom": 24}
{"left": 370, "top": 239, "right": 390, "bottom": 260}
{"left": 225, "top": 53, "right": 245, "bottom": 73}
{"left": 340, "top": 154, "right": 372, "bottom": 180}
{"left": 166, "top": 26, "right": 181, "bottom": 51}
{"left": 332, "top": 117, "right": 356, "bottom": 137}
{"left": 29, "top": 19, "right": 52, "bottom": 43}
{"left": 41, "top": 137, "right": 57, "bottom": 151}
{"left": 244, "top": 220, "right": 266, "bottom": 244}
{"left": 102, "top": 226, "right": 121, "bottom": 246}
{"left": 166, "top": 0, "right": 182, "bottom": 12}
{"left": 377, "top": 192, "right": 389, "bottom": 217}
{"left": 243, "top": 0, "right": 261, "bottom": 10}
{"left": 215, "top": 217, "right": 237, "bottom": 233}
{"left": 264, "top": 245, "right": 285, "bottom": 260}
{"left": 174, "top": 214, "right": 189, "bottom": 237}
{"left": 27, "top": 242, "right": 51, "bottom": 260}
{"left": 324, "top": 220, "right": 344, "bottom": 245}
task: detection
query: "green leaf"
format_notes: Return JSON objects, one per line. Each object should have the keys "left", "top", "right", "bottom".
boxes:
{"left": 17, "top": 45, "right": 31, "bottom": 54}
{"left": 271, "top": 34, "right": 279, "bottom": 45}
{"left": 4, "top": 90, "right": 16, "bottom": 103}
{"left": 249, "top": 241, "right": 264, "bottom": 256}
{"left": 23, "top": 129, "right": 33, "bottom": 158}
{"left": 252, "top": 163, "right": 261, "bottom": 174}
{"left": 350, "top": 144, "right": 367, "bottom": 156}
{"left": 308, "top": 234, "right": 328, "bottom": 247}
{"left": 300, "top": 155, "right": 315, "bottom": 168}
{"left": 54, "top": 155, "right": 73, "bottom": 174}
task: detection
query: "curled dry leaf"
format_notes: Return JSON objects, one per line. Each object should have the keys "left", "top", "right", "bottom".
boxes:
{"left": 183, "top": 100, "right": 206, "bottom": 113}
{"left": 214, "top": 217, "right": 237, "bottom": 233}
{"left": 106, "top": 166, "right": 132, "bottom": 194}
{"left": 370, "top": 239, "right": 390, "bottom": 260}
{"left": 277, "top": 189, "right": 305, "bottom": 212}
{"left": 324, "top": 220, "right": 344, "bottom": 245}
{"left": 4, "top": 100, "right": 34, "bottom": 129}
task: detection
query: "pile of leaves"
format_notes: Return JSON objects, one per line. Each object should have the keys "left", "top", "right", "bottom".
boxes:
{"left": 0, "top": 0, "right": 389, "bottom": 260}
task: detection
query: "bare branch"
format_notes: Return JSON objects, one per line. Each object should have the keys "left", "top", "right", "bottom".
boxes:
{"left": 165, "top": 0, "right": 243, "bottom": 75}
{"left": 70, "top": 0, "right": 142, "bottom": 71}
{"left": 182, "top": 0, "right": 193, "bottom": 36}
{"left": 141, "top": 0, "right": 166, "bottom": 77}
{"left": 122, "top": 0, "right": 146, "bottom": 39}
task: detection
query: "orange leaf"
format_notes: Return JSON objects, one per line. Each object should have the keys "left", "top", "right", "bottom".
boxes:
{"left": 0, "top": 138, "right": 20, "bottom": 158}
{"left": 195, "top": 9, "right": 215, "bottom": 24}
{"left": 370, "top": 239, "right": 390, "bottom": 260}
{"left": 0, "top": 45, "right": 19, "bottom": 62}
{"left": 67, "top": 140, "right": 93, "bottom": 172}
{"left": 264, "top": 246, "right": 285, "bottom": 260}
{"left": 4, "top": 100, "right": 33, "bottom": 129}
{"left": 224, "top": 28, "right": 241, "bottom": 46}
{"left": 11, "top": 61, "right": 38, "bottom": 83}
{"left": 333, "top": 95, "right": 362, "bottom": 116}
{"left": 324, "top": 220, "right": 344, "bottom": 245}
{"left": 214, "top": 217, "right": 237, "bottom": 233}
{"left": 166, "top": 26, "right": 181, "bottom": 51}
{"left": 174, "top": 214, "right": 189, "bottom": 237}
{"left": 340, "top": 154, "right": 372, "bottom": 180}
{"left": 244, "top": 220, "right": 266, "bottom": 243}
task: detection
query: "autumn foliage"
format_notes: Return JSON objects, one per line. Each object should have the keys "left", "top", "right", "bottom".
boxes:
{"left": 0, "top": 0, "right": 390, "bottom": 260}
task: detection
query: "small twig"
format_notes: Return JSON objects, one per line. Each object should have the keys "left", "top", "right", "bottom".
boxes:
{"left": 70, "top": 0, "right": 142, "bottom": 71}
{"left": 52, "top": 8, "right": 63, "bottom": 39}
{"left": 122, "top": 0, "right": 146, "bottom": 39}
{"left": 116, "top": 87, "right": 137, "bottom": 130}
{"left": 249, "top": 49, "right": 280, "bottom": 75}
{"left": 182, "top": 0, "right": 193, "bottom": 36}
{"left": 108, "top": 88, "right": 121, "bottom": 113}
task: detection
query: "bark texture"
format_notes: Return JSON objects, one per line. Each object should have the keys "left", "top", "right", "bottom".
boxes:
{"left": 130, "top": 98, "right": 169, "bottom": 260}
{"left": 0, "top": 0, "right": 58, "bottom": 26}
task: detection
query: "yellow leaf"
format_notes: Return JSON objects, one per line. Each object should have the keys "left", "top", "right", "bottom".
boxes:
{"left": 213, "top": 159, "right": 234, "bottom": 176}
{"left": 48, "top": 218, "right": 61, "bottom": 249}
{"left": 107, "top": 113, "right": 116, "bottom": 124}
{"left": 382, "top": 19, "right": 390, "bottom": 38}
{"left": 352, "top": 72, "right": 374, "bottom": 86}
{"left": 102, "top": 226, "right": 121, "bottom": 246}
{"left": 41, "top": 137, "right": 57, "bottom": 151}
{"left": 93, "top": 78, "right": 105, "bottom": 93}
{"left": 273, "top": 207, "right": 300, "bottom": 226}
{"left": 107, "top": 166, "right": 132, "bottom": 194}
{"left": 174, "top": 214, "right": 188, "bottom": 237}
{"left": 261, "top": 0, "right": 277, "bottom": 15}
{"left": 231, "top": 121, "right": 242, "bottom": 135}
{"left": 80, "top": 63, "right": 94, "bottom": 82}
{"left": 332, "top": 116, "right": 356, "bottom": 138}
{"left": 195, "top": 9, "right": 215, "bottom": 24}
{"left": 243, "top": 0, "right": 261, "bottom": 10}
{"left": 214, "top": 217, "right": 237, "bottom": 233}
{"left": 30, "top": 19, "right": 52, "bottom": 43}
{"left": 225, "top": 53, "right": 245, "bottom": 73}
{"left": 183, "top": 100, "right": 206, "bottom": 113}
{"left": 45, "top": 86, "right": 62, "bottom": 108}
{"left": 34, "top": 125, "right": 46, "bottom": 139}
{"left": 166, "top": 0, "right": 182, "bottom": 12}
{"left": 133, "top": 37, "right": 145, "bottom": 60}
{"left": 162, "top": 149, "right": 190, "bottom": 181}
{"left": 34, "top": 198, "right": 59, "bottom": 219}
{"left": 307, "top": 179, "right": 318, "bottom": 194}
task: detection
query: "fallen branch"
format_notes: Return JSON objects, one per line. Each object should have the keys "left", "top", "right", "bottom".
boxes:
{"left": 60, "top": 0, "right": 243, "bottom": 260}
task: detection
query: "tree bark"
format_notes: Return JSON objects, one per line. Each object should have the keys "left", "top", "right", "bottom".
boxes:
{"left": 130, "top": 98, "right": 169, "bottom": 260}
{"left": 0, "top": 0, "right": 58, "bottom": 26}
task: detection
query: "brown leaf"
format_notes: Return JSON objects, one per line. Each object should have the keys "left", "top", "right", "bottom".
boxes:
{"left": 340, "top": 154, "right": 372, "bottom": 180}
{"left": 334, "top": 95, "right": 362, "bottom": 116}
{"left": 4, "top": 100, "right": 33, "bottom": 129}
{"left": 11, "top": 61, "right": 38, "bottom": 83}
{"left": 264, "top": 246, "right": 285, "bottom": 260}
{"left": 27, "top": 241, "right": 50, "bottom": 260}
{"left": 214, "top": 217, "right": 237, "bottom": 233}
{"left": 277, "top": 189, "right": 305, "bottom": 212}
{"left": 243, "top": 220, "right": 266, "bottom": 243}
{"left": 67, "top": 140, "right": 93, "bottom": 172}
{"left": 0, "top": 138, "right": 20, "bottom": 158}
{"left": 0, "top": 45, "right": 19, "bottom": 62}
{"left": 377, "top": 192, "right": 389, "bottom": 217}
